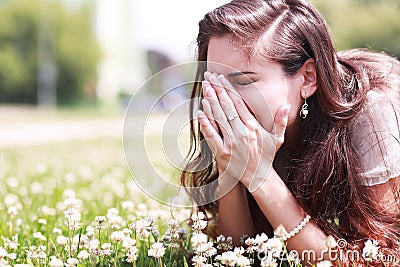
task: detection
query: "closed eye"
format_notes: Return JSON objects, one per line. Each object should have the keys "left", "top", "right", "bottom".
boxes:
{"left": 227, "top": 71, "right": 259, "bottom": 87}
{"left": 235, "top": 79, "right": 255, "bottom": 86}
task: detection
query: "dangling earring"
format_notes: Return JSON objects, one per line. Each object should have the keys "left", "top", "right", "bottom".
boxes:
{"left": 299, "top": 97, "right": 308, "bottom": 119}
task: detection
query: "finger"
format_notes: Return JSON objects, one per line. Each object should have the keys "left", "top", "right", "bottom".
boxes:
{"left": 272, "top": 104, "right": 291, "bottom": 144}
{"left": 197, "top": 110, "right": 223, "bottom": 154}
{"left": 202, "top": 80, "right": 220, "bottom": 132}
{"left": 201, "top": 98, "right": 220, "bottom": 135}
{"left": 218, "top": 74, "right": 257, "bottom": 126}
{"left": 206, "top": 73, "right": 242, "bottom": 127}
{"left": 203, "top": 84, "right": 233, "bottom": 143}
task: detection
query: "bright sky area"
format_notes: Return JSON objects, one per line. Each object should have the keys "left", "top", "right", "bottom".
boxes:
{"left": 131, "top": 0, "right": 230, "bottom": 62}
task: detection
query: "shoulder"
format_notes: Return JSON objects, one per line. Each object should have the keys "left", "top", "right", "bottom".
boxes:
{"left": 350, "top": 90, "right": 400, "bottom": 186}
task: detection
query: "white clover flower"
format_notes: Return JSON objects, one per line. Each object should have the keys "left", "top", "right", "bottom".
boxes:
{"left": 203, "top": 242, "right": 217, "bottom": 257}
{"left": 191, "top": 211, "right": 207, "bottom": 232}
{"left": 7, "top": 206, "right": 18, "bottom": 217}
{"left": 122, "top": 236, "right": 136, "bottom": 249}
{"left": 30, "top": 182, "right": 44, "bottom": 194}
{"left": 106, "top": 208, "right": 119, "bottom": 218}
{"left": 110, "top": 231, "right": 124, "bottom": 243}
{"left": 148, "top": 242, "right": 166, "bottom": 259}
{"left": 122, "top": 228, "right": 132, "bottom": 236}
{"left": 136, "top": 203, "right": 147, "bottom": 217}
{"left": 63, "top": 189, "right": 76, "bottom": 200}
{"left": 3, "top": 236, "right": 19, "bottom": 250}
{"left": 95, "top": 216, "right": 106, "bottom": 224}
{"left": 38, "top": 218, "right": 47, "bottom": 225}
{"left": 101, "top": 243, "right": 112, "bottom": 250}
{"left": 245, "top": 237, "right": 256, "bottom": 253}
{"left": 100, "top": 243, "right": 112, "bottom": 257}
{"left": 233, "top": 247, "right": 245, "bottom": 256}
{"left": 191, "top": 233, "right": 208, "bottom": 250}
{"left": 86, "top": 225, "right": 95, "bottom": 233}
{"left": 73, "top": 234, "right": 88, "bottom": 246}
{"left": 53, "top": 228, "right": 62, "bottom": 234}
{"left": 316, "top": 260, "right": 333, "bottom": 267}
{"left": 77, "top": 250, "right": 90, "bottom": 260}
{"left": 129, "top": 219, "right": 152, "bottom": 238}
{"left": 40, "top": 205, "right": 57, "bottom": 216}
{"left": 27, "top": 246, "right": 47, "bottom": 260}
{"left": 260, "top": 257, "right": 278, "bottom": 267}
{"left": 33, "top": 232, "right": 46, "bottom": 241}
{"left": 86, "top": 231, "right": 95, "bottom": 239}
{"left": 266, "top": 238, "right": 283, "bottom": 257}
{"left": 236, "top": 255, "right": 251, "bottom": 267}
{"left": 191, "top": 255, "right": 207, "bottom": 267}
{"left": 6, "top": 177, "right": 19, "bottom": 188}
{"left": 192, "top": 220, "right": 207, "bottom": 231}
{"left": 121, "top": 201, "right": 134, "bottom": 212}
{"left": 7, "top": 253, "right": 16, "bottom": 260}
{"left": 218, "top": 251, "right": 237, "bottom": 266}
{"left": 191, "top": 211, "right": 205, "bottom": 221}
{"left": 86, "top": 238, "right": 100, "bottom": 252}
{"left": 254, "top": 233, "right": 269, "bottom": 254}
{"left": 63, "top": 198, "right": 80, "bottom": 209}
{"left": 108, "top": 215, "right": 124, "bottom": 229}
{"left": 64, "top": 208, "right": 81, "bottom": 221}
{"left": 65, "top": 257, "right": 79, "bottom": 267}
{"left": 4, "top": 194, "right": 19, "bottom": 207}
{"left": 0, "top": 259, "right": 11, "bottom": 267}
{"left": 64, "top": 208, "right": 81, "bottom": 230}
{"left": 57, "top": 236, "right": 68, "bottom": 246}
{"left": 0, "top": 247, "right": 7, "bottom": 258}
{"left": 49, "top": 256, "right": 64, "bottom": 267}
{"left": 362, "top": 239, "right": 380, "bottom": 262}
{"left": 64, "top": 172, "right": 77, "bottom": 183}
{"left": 126, "top": 246, "right": 138, "bottom": 262}
{"left": 16, "top": 218, "right": 23, "bottom": 226}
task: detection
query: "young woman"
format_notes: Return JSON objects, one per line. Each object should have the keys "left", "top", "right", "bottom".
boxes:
{"left": 181, "top": 0, "right": 400, "bottom": 265}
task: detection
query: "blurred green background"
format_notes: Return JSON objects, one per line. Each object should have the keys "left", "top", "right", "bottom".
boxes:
{"left": 0, "top": 0, "right": 398, "bottom": 107}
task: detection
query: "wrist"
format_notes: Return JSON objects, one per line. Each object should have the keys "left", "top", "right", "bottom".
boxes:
{"left": 241, "top": 166, "right": 274, "bottom": 193}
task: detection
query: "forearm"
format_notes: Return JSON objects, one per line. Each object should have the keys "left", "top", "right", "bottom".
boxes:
{"left": 249, "top": 168, "right": 328, "bottom": 265}
{"left": 218, "top": 179, "right": 256, "bottom": 245}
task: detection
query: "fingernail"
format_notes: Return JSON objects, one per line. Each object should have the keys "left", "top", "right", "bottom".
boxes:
{"left": 197, "top": 110, "right": 206, "bottom": 119}
{"left": 205, "top": 86, "right": 215, "bottom": 97}
{"left": 204, "top": 71, "right": 211, "bottom": 78}
{"left": 218, "top": 74, "right": 225, "bottom": 80}
{"left": 284, "top": 104, "right": 291, "bottom": 116}
{"left": 202, "top": 80, "right": 210, "bottom": 87}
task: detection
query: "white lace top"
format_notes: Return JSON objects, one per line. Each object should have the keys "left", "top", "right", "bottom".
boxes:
{"left": 350, "top": 90, "right": 400, "bottom": 186}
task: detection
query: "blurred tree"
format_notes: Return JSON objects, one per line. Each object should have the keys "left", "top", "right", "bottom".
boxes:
{"left": 312, "top": 0, "right": 400, "bottom": 57}
{"left": 0, "top": 0, "right": 100, "bottom": 105}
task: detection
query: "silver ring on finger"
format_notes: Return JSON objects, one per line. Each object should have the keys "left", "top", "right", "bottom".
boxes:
{"left": 227, "top": 113, "right": 239, "bottom": 121}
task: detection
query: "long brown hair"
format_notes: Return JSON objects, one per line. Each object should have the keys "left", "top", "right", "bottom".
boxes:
{"left": 181, "top": 0, "right": 400, "bottom": 264}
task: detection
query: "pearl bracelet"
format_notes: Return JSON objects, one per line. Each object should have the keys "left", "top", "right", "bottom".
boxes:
{"left": 281, "top": 215, "right": 311, "bottom": 242}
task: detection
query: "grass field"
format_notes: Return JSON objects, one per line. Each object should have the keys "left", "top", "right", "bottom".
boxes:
{"left": 0, "top": 107, "right": 340, "bottom": 267}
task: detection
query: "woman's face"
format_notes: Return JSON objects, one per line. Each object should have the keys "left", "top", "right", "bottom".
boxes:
{"left": 206, "top": 36, "right": 303, "bottom": 132}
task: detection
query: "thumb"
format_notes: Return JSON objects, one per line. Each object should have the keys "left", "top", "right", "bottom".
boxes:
{"left": 273, "top": 104, "right": 291, "bottom": 143}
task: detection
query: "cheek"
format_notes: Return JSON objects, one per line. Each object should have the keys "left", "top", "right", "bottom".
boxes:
{"left": 238, "top": 88, "right": 275, "bottom": 132}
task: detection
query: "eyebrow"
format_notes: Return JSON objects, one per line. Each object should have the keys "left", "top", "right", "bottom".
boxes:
{"left": 226, "top": 71, "right": 258, "bottom": 78}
